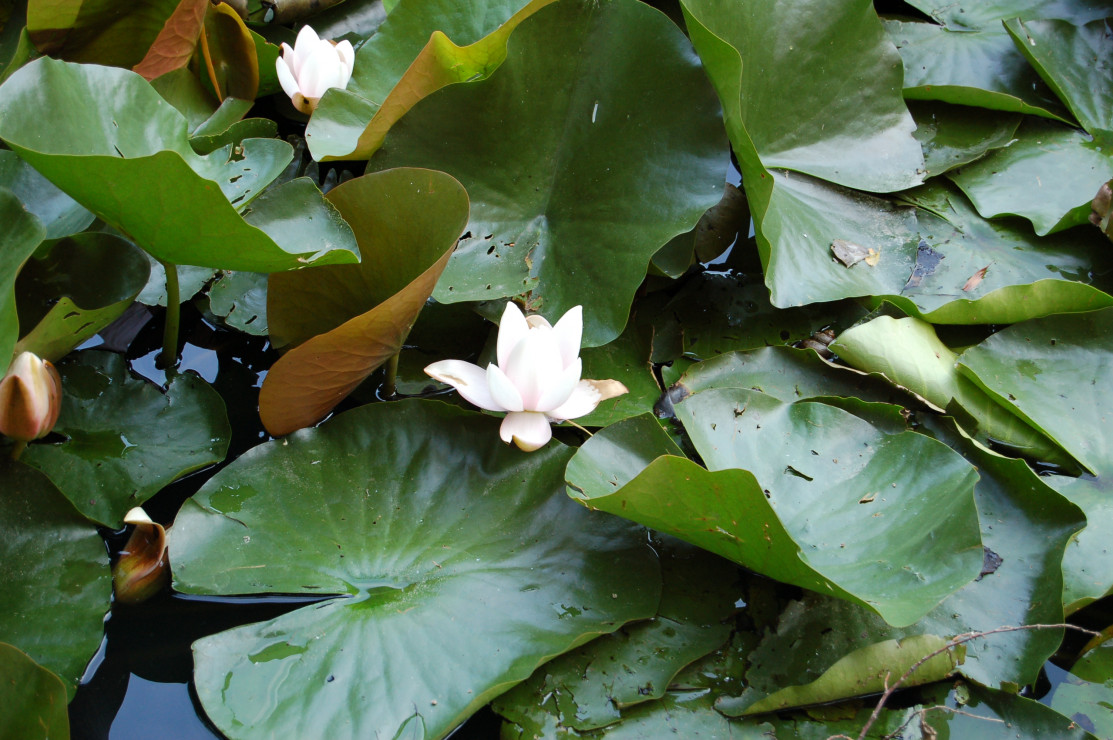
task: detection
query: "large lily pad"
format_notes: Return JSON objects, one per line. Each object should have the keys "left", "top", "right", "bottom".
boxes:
{"left": 885, "top": 19, "right": 1071, "bottom": 120}
{"left": 909, "top": 101, "right": 1022, "bottom": 177}
{"left": 956, "top": 307, "right": 1113, "bottom": 476}
{"left": 169, "top": 399, "right": 660, "bottom": 740}
{"left": 948, "top": 118, "right": 1113, "bottom": 235}
{"left": 681, "top": 0, "right": 924, "bottom": 193}
{"left": 0, "top": 149, "right": 94, "bottom": 239}
{"left": 0, "top": 57, "right": 360, "bottom": 272}
{"left": 21, "top": 350, "right": 231, "bottom": 527}
{"left": 492, "top": 536, "right": 739, "bottom": 733}
{"left": 0, "top": 643, "right": 71, "bottom": 740}
{"left": 567, "top": 407, "right": 982, "bottom": 628}
{"left": 0, "top": 188, "right": 45, "bottom": 366}
{"left": 0, "top": 460, "right": 111, "bottom": 697}
{"left": 1006, "top": 17, "right": 1113, "bottom": 141}
{"left": 831, "top": 314, "right": 1078, "bottom": 469}
{"left": 15, "top": 233, "right": 150, "bottom": 362}
{"left": 368, "top": 0, "right": 728, "bottom": 347}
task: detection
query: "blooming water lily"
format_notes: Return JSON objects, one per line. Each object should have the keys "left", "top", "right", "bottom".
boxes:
{"left": 275, "top": 25, "right": 355, "bottom": 114}
{"left": 425, "top": 303, "right": 628, "bottom": 451}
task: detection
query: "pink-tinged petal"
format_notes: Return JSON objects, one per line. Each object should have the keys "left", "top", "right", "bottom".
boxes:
{"left": 291, "top": 25, "right": 321, "bottom": 75}
{"left": 335, "top": 40, "right": 355, "bottom": 84}
{"left": 276, "top": 58, "right": 300, "bottom": 99}
{"left": 548, "top": 379, "right": 628, "bottom": 421}
{"left": 497, "top": 302, "right": 530, "bottom": 368}
{"left": 535, "top": 358, "right": 582, "bottom": 413}
{"left": 425, "top": 360, "right": 504, "bottom": 411}
{"left": 487, "top": 364, "right": 524, "bottom": 412}
{"left": 551, "top": 305, "right": 583, "bottom": 368}
{"left": 500, "top": 411, "right": 552, "bottom": 451}
{"left": 503, "top": 330, "right": 562, "bottom": 409}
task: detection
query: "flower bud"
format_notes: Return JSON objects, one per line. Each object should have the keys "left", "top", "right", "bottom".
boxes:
{"left": 113, "top": 507, "right": 170, "bottom": 605}
{"left": 0, "top": 351, "right": 62, "bottom": 443}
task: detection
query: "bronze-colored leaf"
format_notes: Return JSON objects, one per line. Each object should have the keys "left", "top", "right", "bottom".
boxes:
{"left": 260, "top": 168, "right": 469, "bottom": 435}
{"left": 258, "top": 248, "right": 453, "bottom": 436}
{"left": 133, "top": 0, "right": 208, "bottom": 81}
{"left": 113, "top": 508, "right": 170, "bottom": 604}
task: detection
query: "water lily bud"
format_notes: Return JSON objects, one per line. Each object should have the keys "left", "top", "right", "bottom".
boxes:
{"left": 275, "top": 25, "right": 355, "bottom": 114}
{"left": 425, "top": 303, "right": 628, "bottom": 452}
{"left": 113, "top": 507, "right": 170, "bottom": 605}
{"left": 0, "top": 351, "right": 62, "bottom": 443}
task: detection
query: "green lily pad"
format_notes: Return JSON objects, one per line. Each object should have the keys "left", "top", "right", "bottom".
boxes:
{"left": 681, "top": 0, "right": 923, "bottom": 193}
{"left": 831, "top": 314, "right": 1078, "bottom": 469}
{"left": 885, "top": 19, "right": 1071, "bottom": 120}
{"left": 567, "top": 407, "right": 982, "bottom": 628}
{"left": 0, "top": 643, "right": 71, "bottom": 740}
{"left": 576, "top": 321, "right": 660, "bottom": 428}
{"left": 0, "top": 459, "right": 110, "bottom": 697}
{"left": 676, "top": 388, "right": 983, "bottom": 625}
{"left": 1006, "top": 17, "right": 1113, "bottom": 142}
{"left": 909, "top": 101, "right": 1022, "bottom": 177}
{"left": 169, "top": 399, "right": 661, "bottom": 740}
{"left": 206, "top": 270, "right": 268, "bottom": 335}
{"left": 21, "top": 350, "right": 231, "bottom": 527}
{"left": 15, "top": 233, "right": 150, "bottom": 362}
{"left": 0, "top": 57, "right": 360, "bottom": 272}
{"left": 0, "top": 150, "right": 94, "bottom": 240}
{"left": 948, "top": 118, "right": 1113, "bottom": 235}
{"left": 955, "top": 307, "right": 1113, "bottom": 476}
{"left": 368, "top": 0, "right": 728, "bottom": 347}
{"left": 0, "top": 187, "right": 45, "bottom": 366}
{"left": 1047, "top": 472, "right": 1113, "bottom": 612}
{"left": 493, "top": 536, "right": 739, "bottom": 732}
{"left": 1050, "top": 642, "right": 1113, "bottom": 737}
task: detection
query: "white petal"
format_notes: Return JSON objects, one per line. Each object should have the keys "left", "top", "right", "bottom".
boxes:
{"left": 425, "top": 360, "right": 504, "bottom": 411}
{"left": 335, "top": 40, "right": 355, "bottom": 85}
{"left": 551, "top": 305, "right": 583, "bottom": 368}
{"left": 500, "top": 411, "right": 552, "bottom": 451}
{"left": 298, "top": 50, "right": 326, "bottom": 98}
{"left": 548, "top": 379, "right": 629, "bottom": 421}
{"left": 535, "top": 358, "right": 581, "bottom": 413}
{"left": 496, "top": 302, "right": 530, "bottom": 369}
{"left": 275, "top": 57, "right": 300, "bottom": 100}
{"left": 487, "top": 364, "right": 524, "bottom": 412}
{"left": 291, "top": 25, "right": 321, "bottom": 75}
{"left": 503, "top": 330, "right": 563, "bottom": 410}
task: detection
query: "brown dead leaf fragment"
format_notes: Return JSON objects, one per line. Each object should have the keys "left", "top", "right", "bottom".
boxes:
{"left": 962, "top": 265, "right": 989, "bottom": 292}
{"left": 133, "top": 0, "right": 209, "bottom": 81}
{"left": 831, "top": 239, "right": 874, "bottom": 267}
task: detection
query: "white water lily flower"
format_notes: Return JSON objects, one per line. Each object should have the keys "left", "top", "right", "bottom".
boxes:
{"left": 425, "top": 303, "right": 628, "bottom": 451}
{"left": 275, "top": 25, "right": 355, "bottom": 114}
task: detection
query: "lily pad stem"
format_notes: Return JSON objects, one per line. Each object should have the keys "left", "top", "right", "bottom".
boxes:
{"left": 381, "top": 352, "right": 400, "bottom": 400}
{"left": 158, "top": 259, "right": 181, "bottom": 370}
{"left": 10, "top": 440, "right": 27, "bottom": 461}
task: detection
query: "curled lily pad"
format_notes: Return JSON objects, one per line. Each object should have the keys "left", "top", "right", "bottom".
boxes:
{"left": 169, "top": 399, "right": 661, "bottom": 740}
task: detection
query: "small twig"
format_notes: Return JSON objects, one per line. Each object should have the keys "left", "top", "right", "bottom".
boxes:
{"left": 850, "top": 623, "right": 1100, "bottom": 740}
